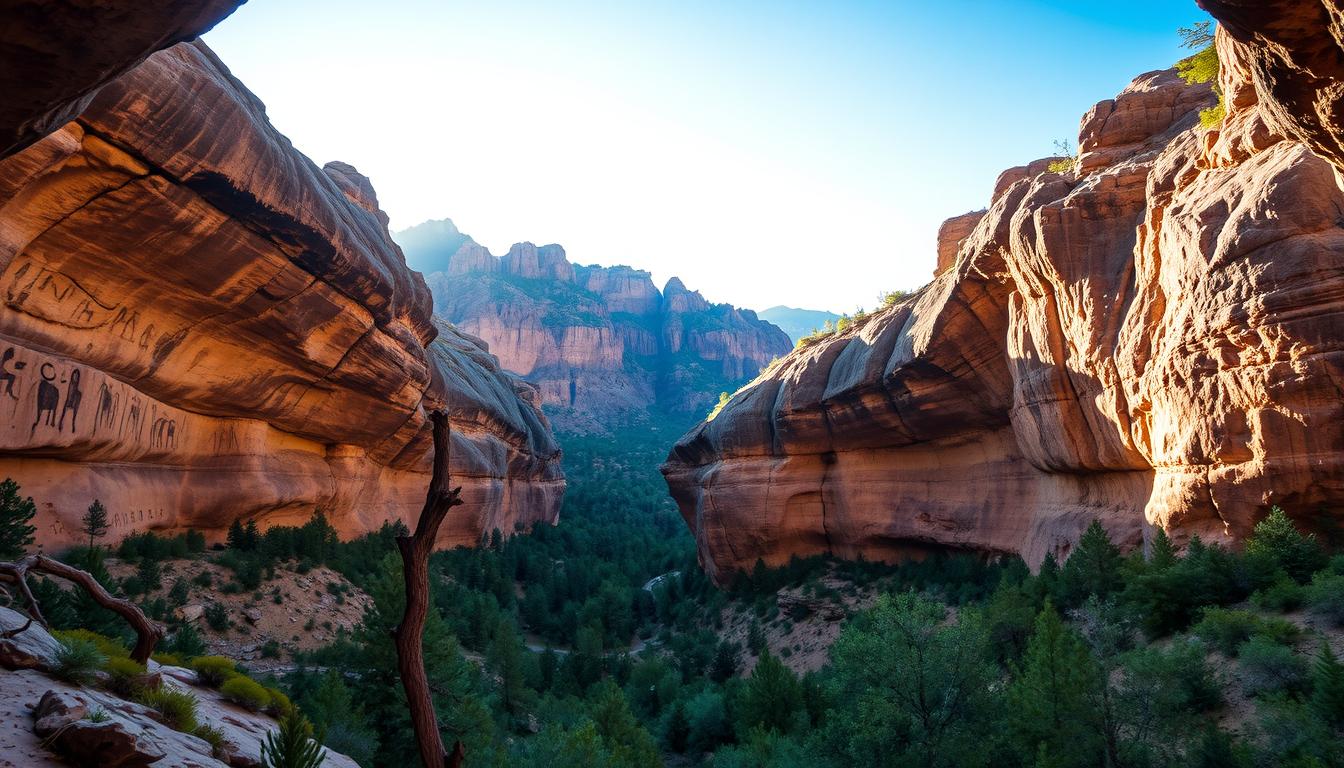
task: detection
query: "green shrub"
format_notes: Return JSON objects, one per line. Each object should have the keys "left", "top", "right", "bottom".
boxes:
{"left": 1239, "top": 636, "right": 1309, "bottom": 697}
{"left": 1251, "top": 576, "right": 1305, "bottom": 613}
{"left": 190, "top": 655, "right": 238, "bottom": 687}
{"left": 1192, "top": 608, "right": 1298, "bottom": 656}
{"left": 103, "top": 656, "right": 152, "bottom": 698}
{"left": 163, "top": 623, "right": 207, "bottom": 659}
{"left": 152, "top": 651, "right": 185, "bottom": 668}
{"left": 262, "top": 639, "right": 282, "bottom": 660}
{"left": 1305, "top": 572, "right": 1344, "bottom": 626}
{"left": 221, "top": 675, "right": 272, "bottom": 712}
{"left": 205, "top": 602, "right": 230, "bottom": 632}
{"left": 265, "top": 686, "right": 294, "bottom": 717}
{"left": 139, "top": 686, "right": 199, "bottom": 732}
{"left": 192, "top": 723, "right": 227, "bottom": 758}
{"left": 52, "top": 637, "right": 106, "bottom": 685}
{"left": 53, "top": 628, "right": 130, "bottom": 660}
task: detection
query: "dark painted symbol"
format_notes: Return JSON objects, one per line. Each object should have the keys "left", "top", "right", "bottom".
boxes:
{"left": 58, "top": 368, "right": 81, "bottom": 432}
{"left": 0, "top": 347, "right": 22, "bottom": 400}
{"left": 32, "top": 363, "right": 59, "bottom": 434}
{"left": 151, "top": 417, "right": 176, "bottom": 450}
{"left": 95, "top": 383, "right": 117, "bottom": 433}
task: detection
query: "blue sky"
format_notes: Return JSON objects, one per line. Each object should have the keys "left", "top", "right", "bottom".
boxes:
{"left": 204, "top": 0, "right": 1210, "bottom": 313}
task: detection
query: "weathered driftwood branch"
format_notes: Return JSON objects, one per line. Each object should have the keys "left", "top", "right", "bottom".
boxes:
{"left": 394, "top": 410, "right": 466, "bottom": 768}
{"left": 0, "top": 554, "right": 165, "bottom": 663}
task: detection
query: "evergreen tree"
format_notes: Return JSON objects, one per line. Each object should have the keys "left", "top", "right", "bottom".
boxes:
{"left": 1008, "top": 603, "right": 1101, "bottom": 767}
{"left": 746, "top": 620, "right": 767, "bottom": 655}
{"left": 822, "top": 591, "right": 998, "bottom": 768}
{"left": 0, "top": 478, "right": 36, "bottom": 560}
{"left": 1246, "top": 506, "right": 1326, "bottom": 583}
{"left": 81, "top": 499, "right": 109, "bottom": 555}
{"left": 589, "top": 680, "right": 662, "bottom": 768}
{"left": 227, "top": 519, "right": 246, "bottom": 550}
{"left": 1310, "top": 640, "right": 1344, "bottom": 732}
{"left": 739, "top": 650, "right": 803, "bottom": 736}
{"left": 1059, "top": 521, "right": 1124, "bottom": 607}
{"left": 1148, "top": 528, "right": 1177, "bottom": 570}
{"left": 243, "top": 519, "right": 260, "bottom": 551}
{"left": 137, "top": 556, "right": 162, "bottom": 592}
{"left": 710, "top": 639, "right": 739, "bottom": 683}
{"left": 261, "top": 708, "right": 325, "bottom": 768}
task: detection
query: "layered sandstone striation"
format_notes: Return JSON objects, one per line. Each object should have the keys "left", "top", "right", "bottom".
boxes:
{"left": 664, "top": 31, "right": 1344, "bottom": 583}
{"left": 405, "top": 220, "right": 793, "bottom": 431}
{"left": 0, "top": 0, "right": 245, "bottom": 158}
{"left": 0, "top": 42, "right": 563, "bottom": 550}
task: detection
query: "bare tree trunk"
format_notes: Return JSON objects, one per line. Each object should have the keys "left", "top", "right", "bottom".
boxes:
{"left": 394, "top": 410, "right": 466, "bottom": 768}
{"left": 0, "top": 554, "right": 164, "bottom": 663}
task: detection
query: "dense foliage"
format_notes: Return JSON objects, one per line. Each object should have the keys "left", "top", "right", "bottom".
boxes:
{"left": 9, "top": 441, "right": 1344, "bottom": 768}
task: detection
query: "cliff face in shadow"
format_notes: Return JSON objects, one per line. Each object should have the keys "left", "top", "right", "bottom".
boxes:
{"left": 0, "top": 42, "right": 563, "bottom": 549}
{"left": 665, "top": 31, "right": 1344, "bottom": 583}
{"left": 404, "top": 220, "right": 793, "bottom": 432}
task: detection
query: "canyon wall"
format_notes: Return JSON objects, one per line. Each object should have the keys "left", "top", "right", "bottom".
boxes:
{"left": 403, "top": 220, "right": 793, "bottom": 431}
{"left": 664, "top": 26, "right": 1344, "bottom": 583}
{"left": 0, "top": 42, "right": 564, "bottom": 550}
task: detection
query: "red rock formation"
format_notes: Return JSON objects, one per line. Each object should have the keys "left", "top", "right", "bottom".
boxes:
{"left": 0, "top": 42, "right": 563, "bottom": 550}
{"left": 0, "top": 0, "right": 245, "bottom": 158}
{"left": 664, "top": 34, "right": 1344, "bottom": 583}
{"left": 935, "top": 211, "right": 986, "bottom": 276}
{"left": 411, "top": 226, "right": 792, "bottom": 431}
{"left": 1198, "top": 0, "right": 1344, "bottom": 174}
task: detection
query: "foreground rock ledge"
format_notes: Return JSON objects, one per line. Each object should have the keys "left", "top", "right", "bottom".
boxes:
{"left": 664, "top": 31, "right": 1344, "bottom": 583}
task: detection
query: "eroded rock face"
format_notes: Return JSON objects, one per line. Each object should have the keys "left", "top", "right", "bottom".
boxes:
{"left": 410, "top": 224, "right": 792, "bottom": 431}
{"left": 0, "top": 0, "right": 245, "bottom": 158}
{"left": 0, "top": 42, "right": 563, "bottom": 550}
{"left": 1198, "top": 0, "right": 1344, "bottom": 174}
{"left": 664, "top": 39, "right": 1344, "bottom": 583}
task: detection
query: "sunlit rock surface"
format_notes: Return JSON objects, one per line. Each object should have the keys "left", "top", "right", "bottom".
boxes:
{"left": 0, "top": 42, "right": 563, "bottom": 550}
{"left": 664, "top": 37, "right": 1344, "bottom": 583}
{"left": 407, "top": 221, "right": 793, "bottom": 431}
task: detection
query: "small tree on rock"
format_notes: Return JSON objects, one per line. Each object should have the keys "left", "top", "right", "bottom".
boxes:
{"left": 81, "top": 500, "right": 109, "bottom": 557}
{"left": 0, "top": 478, "right": 36, "bottom": 560}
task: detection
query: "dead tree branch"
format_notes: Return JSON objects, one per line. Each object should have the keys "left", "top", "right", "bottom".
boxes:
{"left": 394, "top": 410, "right": 466, "bottom": 768}
{"left": 0, "top": 554, "right": 164, "bottom": 663}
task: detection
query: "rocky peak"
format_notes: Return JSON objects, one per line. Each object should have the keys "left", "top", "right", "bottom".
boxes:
{"left": 662, "top": 276, "right": 710, "bottom": 313}
{"left": 407, "top": 223, "right": 792, "bottom": 430}
{"left": 502, "top": 242, "right": 575, "bottom": 282}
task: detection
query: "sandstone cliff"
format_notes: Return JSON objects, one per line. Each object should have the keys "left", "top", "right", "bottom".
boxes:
{"left": 0, "top": 42, "right": 564, "bottom": 550}
{"left": 403, "top": 221, "right": 793, "bottom": 431}
{"left": 0, "top": 0, "right": 244, "bottom": 158}
{"left": 664, "top": 27, "right": 1344, "bottom": 583}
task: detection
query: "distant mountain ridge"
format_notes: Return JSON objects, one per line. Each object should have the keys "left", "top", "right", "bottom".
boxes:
{"left": 398, "top": 219, "right": 792, "bottom": 432}
{"left": 758, "top": 305, "right": 842, "bottom": 344}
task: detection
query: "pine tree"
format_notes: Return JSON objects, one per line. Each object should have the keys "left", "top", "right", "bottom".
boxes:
{"left": 1059, "top": 520, "right": 1123, "bottom": 607}
{"left": 1310, "top": 640, "right": 1344, "bottom": 731}
{"left": 0, "top": 478, "right": 36, "bottom": 560}
{"left": 739, "top": 649, "right": 803, "bottom": 735}
{"left": 1246, "top": 506, "right": 1325, "bottom": 583}
{"left": 81, "top": 499, "right": 109, "bottom": 555}
{"left": 1148, "top": 528, "right": 1177, "bottom": 570}
{"left": 747, "top": 619, "right": 767, "bottom": 655}
{"left": 261, "top": 709, "right": 325, "bottom": 768}
{"left": 226, "top": 519, "right": 246, "bottom": 550}
{"left": 710, "top": 639, "right": 739, "bottom": 682}
{"left": 1008, "top": 602, "right": 1102, "bottom": 767}
{"left": 243, "top": 519, "right": 260, "bottom": 551}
